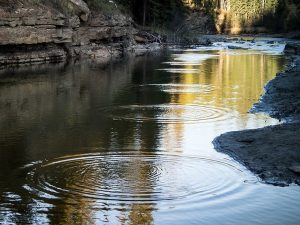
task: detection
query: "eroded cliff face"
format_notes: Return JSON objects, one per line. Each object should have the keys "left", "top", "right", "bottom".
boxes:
{"left": 0, "top": 0, "right": 156, "bottom": 67}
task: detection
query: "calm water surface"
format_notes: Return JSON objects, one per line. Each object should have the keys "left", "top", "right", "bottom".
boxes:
{"left": 0, "top": 41, "right": 300, "bottom": 224}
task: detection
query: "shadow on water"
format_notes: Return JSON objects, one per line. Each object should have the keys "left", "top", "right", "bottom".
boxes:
{"left": 0, "top": 43, "right": 300, "bottom": 225}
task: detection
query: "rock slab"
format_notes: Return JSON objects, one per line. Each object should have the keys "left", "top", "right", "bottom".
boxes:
{"left": 213, "top": 123, "right": 300, "bottom": 186}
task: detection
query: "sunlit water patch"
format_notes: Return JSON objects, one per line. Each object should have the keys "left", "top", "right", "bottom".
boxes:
{"left": 157, "top": 68, "right": 200, "bottom": 73}
{"left": 158, "top": 53, "right": 218, "bottom": 71}
{"left": 138, "top": 84, "right": 214, "bottom": 93}
{"left": 172, "top": 53, "right": 218, "bottom": 64}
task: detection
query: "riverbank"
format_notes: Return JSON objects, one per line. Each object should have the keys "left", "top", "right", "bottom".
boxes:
{"left": 213, "top": 52, "right": 300, "bottom": 186}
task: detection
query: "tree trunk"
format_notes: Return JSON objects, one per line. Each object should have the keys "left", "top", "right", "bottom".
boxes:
{"left": 143, "top": 0, "right": 147, "bottom": 26}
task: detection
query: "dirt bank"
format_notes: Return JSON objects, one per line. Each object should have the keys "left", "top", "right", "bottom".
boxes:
{"left": 213, "top": 53, "right": 300, "bottom": 186}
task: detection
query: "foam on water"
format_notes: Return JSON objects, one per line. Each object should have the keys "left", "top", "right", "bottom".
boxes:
{"left": 184, "top": 41, "right": 286, "bottom": 55}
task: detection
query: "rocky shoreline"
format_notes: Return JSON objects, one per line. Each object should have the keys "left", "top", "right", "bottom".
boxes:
{"left": 213, "top": 51, "right": 300, "bottom": 186}
{"left": 0, "top": 0, "right": 162, "bottom": 68}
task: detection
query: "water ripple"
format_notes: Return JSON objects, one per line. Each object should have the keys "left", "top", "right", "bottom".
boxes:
{"left": 22, "top": 153, "right": 251, "bottom": 209}
{"left": 102, "top": 104, "right": 233, "bottom": 124}
{"left": 157, "top": 68, "right": 200, "bottom": 74}
{"left": 138, "top": 84, "right": 214, "bottom": 94}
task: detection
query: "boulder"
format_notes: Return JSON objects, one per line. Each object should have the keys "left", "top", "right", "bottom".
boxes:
{"left": 68, "top": 0, "right": 90, "bottom": 22}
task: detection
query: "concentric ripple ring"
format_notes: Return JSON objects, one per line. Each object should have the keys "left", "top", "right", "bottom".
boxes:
{"left": 102, "top": 104, "right": 234, "bottom": 124}
{"left": 22, "top": 153, "right": 252, "bottom": 209}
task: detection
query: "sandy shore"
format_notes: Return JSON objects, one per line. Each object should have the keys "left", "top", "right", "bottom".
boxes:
{"left": 213, "top": 53, "right": 300, "bottom": 186}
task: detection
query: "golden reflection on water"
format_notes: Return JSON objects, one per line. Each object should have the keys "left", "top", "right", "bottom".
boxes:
{"left": 170, "top": 51, "right": 283, "bottom": 111}
{"left": 161, "top": 50, "right": 284, "bottom": 153}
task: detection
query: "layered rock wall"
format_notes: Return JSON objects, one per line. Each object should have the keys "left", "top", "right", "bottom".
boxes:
{"left": 0, "top": 0, "right": 150, "bottom": 67}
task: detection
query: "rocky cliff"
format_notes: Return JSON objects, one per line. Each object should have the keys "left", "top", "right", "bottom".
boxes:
{"left": 0, "top": 0, "right": 160, "bottom": 67}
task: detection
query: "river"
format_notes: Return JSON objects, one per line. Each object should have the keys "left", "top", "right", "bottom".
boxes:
{"left": 0, "top": 40, "right": 300, "bottom": 224}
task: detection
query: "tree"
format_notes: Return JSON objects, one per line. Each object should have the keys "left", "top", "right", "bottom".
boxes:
{"left": 116, "top": 0, "right": 189, "bottom": 30}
